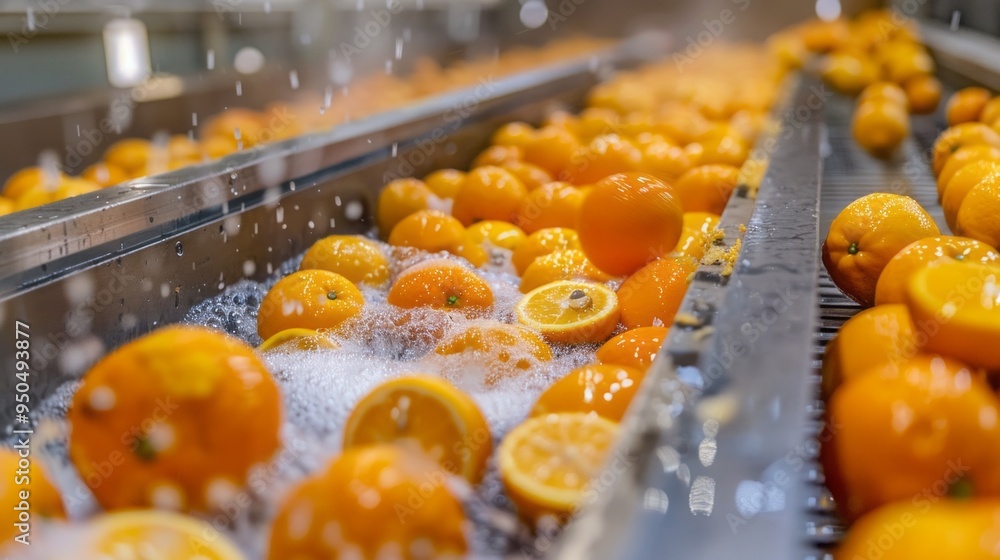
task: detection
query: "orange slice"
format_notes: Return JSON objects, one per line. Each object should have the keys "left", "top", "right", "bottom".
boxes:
{"left": 499, "top": 412, "right": 619, "bottom": 521}
{"left": 343, "top": 375, "right": 492, "bottom": 484}
{"left": 515, "top": 280, "right": 620, "bottom": 344}
{"left": 83, "top": 510, "right": 246, "bottom": 560}
{"left": 257, "top": 328, "right": 339, "bottom": 352}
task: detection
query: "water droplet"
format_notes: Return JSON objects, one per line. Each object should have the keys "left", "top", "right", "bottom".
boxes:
{"left": 175, "top": 241, "right": 184, "bottom": 256}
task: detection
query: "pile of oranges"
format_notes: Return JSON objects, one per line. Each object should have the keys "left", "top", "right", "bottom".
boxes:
{"left": 0, "top": 38, "right": 610, "bottom": 218}
{"left": 1, "top": 42, "right": 786, "bottom": 559}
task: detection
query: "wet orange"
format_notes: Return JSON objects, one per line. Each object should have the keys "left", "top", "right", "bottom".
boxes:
{"left": 105, "top": 138, "right": 152, "bottom": 174}
{"left": 875, "top": 236, "right": 1000, "bottom": 305}
{"left": 267, "top": 445, "right": 468, "bottom": 560}
{"left": 201, "top": 135, "right": 241, "bottom": 159}
{"left": 946, "top": 86, "right": 992, "bottom": 126}
{"left": 575, "top": 107, "right": 621, "bottom": 140}
{"left": 903, "top": 74, "right": 942, "bottom": 115}
{"left": 532, "top": 363, "right": 645, "bottom": 422}
{"left": 697, "top": 133, "right": 751, "bottom": 167}
{"left": 466, "top": 220, "right": 527, "bottom": 251}
{"left": 515, "top": 280, "right": 620, "bottom": 344}
{"left": 673, "top": 211, "right": 721, "bottom": 260}
{"left": 941, "top": 161, "right": 1000, "bottom": 230}
{"left": 881, "top": 46, "right": 934, "bottom": 84}
{"left": 640, "top": 140, "right": 697, "bottom": 182}
{"left": 387, "top": 259, "right": 494, "bottom": 316}
{"left": 433, "top": 322, "right": 553, "bottom": 385}
{"left": 935, "top": 144, "right": 1000, "bottom": 197}
{"left": 821, "top": 52, "right": 880, "bottom": 95}
{"left": 617, "top": 256, "right": 697, "bottom": 329}
{"left": 956, "top": 178, "right": 1000, "bottom": 248}
{"left": 852, "top": 99, "right": 910, "bottom": 157}
{"left": 522, "top": 125, "right": 581, "bottom": 177}
{"left": 376, "top": 178, "right": 433, "bottom": 236}
{"left": 68, "top": 325, "right": 282, "bottom": 512}
{"left": 300, "top": 235, "right": 389, "bottom": 286}
{"left": 519, "top": 249, "right": 614, "bottom": 293}
{"left": 79, "top": 510, "right": 246, "bottom": 560}
{"left": 343, "top": 375, "right": 492, "bottom": 483}
{"left": 501, "top": 161, "right": 553, "bottom": 191}
{"left": 931, "top": 123, "right": 1000, "bottom": 176}
{"left": 513, "top": 181, "right": 586, "bottom": 234}
{"left": 258, "top": 327, "right": 339, "bottom": 353}
{"left": 822, "top": 193, "right": 939, "bottom": 307}
{"left": 821, "top": 353, "right": 1000, "bottom": 523}
{"left": 577, "top": 172, "right": 683, "bottom": 276}
{"left": 857, "top": 82, "right": 909, "bottom": 107}
{"left": 511, "top": 227, "right": 581, "bottom": 275}
{"left": 673, "top": 164, "right": 741, "bottom": 215}
{"left": 258, "top": 269, "right": 365, "bottom": 340}
{"left": 388, "top": 209, "right": 467, "bottom": 254}
{"left": 423, "top": 169, "right": 466, "bottom": 199}
{"left": 596, "top": 326, "right": 669, "bottom": 371}
{"left": 492, "top": 121, "right": 537, "bottom": 149}
{"left": 2, "top": 166, "right": 64, "bottom": 199}
{"left": 451, "top": 165, "right": 527, "bottom": 226}
{"left": 561, "top": 134, "right": 643, "bottom": 185}
{"left": 473, "top": 144, "right": 523, "bottom": 168}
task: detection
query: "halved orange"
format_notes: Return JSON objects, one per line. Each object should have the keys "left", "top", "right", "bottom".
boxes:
{"left": 80, "top": 510, "right": 246, "bottom": 560}
{"left": 499, "top": 412, "right": 619, "bottom": 521}
{"left": 343, "top": 375, "right": 492, "bottom": 483}
{"left": 515, "top": 280, "right": 620, "bottom": 343}
{"left": 257, "top": 328, "right": 339, "bottom": 352}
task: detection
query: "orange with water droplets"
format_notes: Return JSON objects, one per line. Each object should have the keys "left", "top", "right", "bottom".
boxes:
{"left": 515, "top": 280, "right": 620, "bottom": 344}
{"left": 511, "top": 227, "right": 581, "bottom": 275}
{"left": 697, "top": 133, "right": 751, "bottom": 167}
{"left": 936, "top": 144, "right": 1000, "bottom": 197}
{"left": 618, "top": 256, "right": 697, "bottom": 329}
{"left": 257, "top": 327, "right": 339, "bottom": 353}
{"left": 499, "top": 413, "right": 619, "bottom": 522}
{"left": 68, "top": 325, "right": 282, "bottom": 512}
{"left": 423, "top": 169, "right": 466, "bottom": 199}
{"left": 387, "top": 259, "right": 494, "bottom": 316}
{"left": 519, "top": 249, "right": 615, "bottom": 293}
{"left": 523, "top": 125, "right": 581, "bottom": 177}
{"left": 942, "top": 161, "right": 1000, "bottom": 230}
{"left": 596, "top": 326, "right": 669, "bottom": 371}
{"left": 956, "top": 178, "right": 1000, "bottom": 248}
{"left": 577, "top": 172, "right": 683, "bottom": 277}
{"left": 501, "top": 160, "right": 553, "bottom": 191}
{"left": 451, "top": 165, "right": 527, "bottom": 226}
{"left": 377, "top": 178, "right": 433, "bottom": 236}
{"left": 673, "top": 164, "right": 741, "bottom": 215}
{"left": 466, "top": 220, "right": 526, "bottom": 251}
{"left": 875, "top": 236, "right": 1000, "bottom": 305}
{"left": 78, "top": 510, "right": 246, "bottom": 560}
{"left": 673, "top": 211, "right": 720, "bottom": 260}
{"left": 931, "top": 123, "right": 1000, "bottom": 176}
{"left": 300, "top": 235, "right": 389, "bottom": 286}
{"left": 640, "top": 140, "right": 696, "bottom": 182}
{"left": 433, "top": 322, "right": 553, "bottom": 386}
{"left": 903, "top": 74, "right": 942, "bottom": 115}
{"left": 267, "top": 445, "right": 468, "bottom": 560}
{"left": 388, "top": 209, "right": 466, "bottom": 253}
{"left": 532, "top": 363, "right": 645, "bottom": 422}
{"left": 491, "top": 121, "right": 537, "bottom": 149}
{"left": 473, "top": 144, "right": 523, "bottom": 168}
{"left": 513, "top": 182, "right": 586, "bottom": 234}
{"left": 822, "top": 193, "right": 939, "bottom": 307}
{"left": 946, "top": 87, "right": 992, "bottom": 126}
{"left": 343, "top": 375, "right": 492, "bottom": 483}
{"left": 258, "top": 270, "right": 364, "bottom": 340}
{"left": 561, "top": 134, "right": 643, "bottom": 185}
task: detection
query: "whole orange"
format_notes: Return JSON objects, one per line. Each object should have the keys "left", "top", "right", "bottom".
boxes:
{"left": 451, "top": 165, "right": 527, "bottom": 226}
{"left": 617, "top": 256, "right": 697, "bottom": 329}
{"left": 258, "top": 269, "right": 364, "bottom": 340}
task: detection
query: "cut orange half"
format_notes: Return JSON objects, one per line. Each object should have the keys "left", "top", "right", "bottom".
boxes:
{"left": 499, "top": 412, "right": 620, "bottom": 521}
{"left": 84, "top": 510, "right": 246, "bottom": 560}
{"left": 343, "top": 375, "right": 493, "bottom": 484}
{"left": 515, "top": 280, "right": 620, "bottom": 344}
{"left": 257, "top": 327, "right": 338, "bottom": 352}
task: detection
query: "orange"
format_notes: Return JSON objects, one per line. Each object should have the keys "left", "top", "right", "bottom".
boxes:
{"left": 946, "top": 86, "right": 992, "bottom": 126}
{"left": 78, "top": 510, "right": 246, "bottom": 560}
{"left": 674, "top": 211, "right": 720, "bottom": 260}
{"left": 822, "top": 193, "right": 939, "bottom": 307}
{"left": 267, "top": 445, "right": 468, "bottom": 560}
{"left": 821, "top": 353, "right": 1000, "bottom": 522}
{"left": 957, "top": 178, "right": 1000, "bottom": 247}
{"left": 903, "top": 74, "right": 942, "bottom": 115}
{"left": 820, "top": 52, "right": 880, "bottom": 95}
{"left": 858, "top": 82, "right": 909, "bottom": 107}
{"left": 982, "top": 97, "right": 1000, "bottom": 127}
{"left": 387, "top": 258, "right": 494, "bottom": 315}
{"left": 433, "top": 322, "right": 553, "bottom": 385}
{"left": 105, "top": 138, "right": 152, "bottom": 174}
{"left": 501, "top": 160, "right": 554, "bottom": 191}
{"left": 697, "top": 133, "right": 751, "bottom": 167}
{"left": 449, "top": 233, "right": 489, "bottom": 267}
{"left": 767, "top": 32, "right": 807, "bottom": 70}
{"left": 906, "top": 261, "right": 1000, "bottom": 369}
{"left": 523, "top": 125, "right": 581, "bottom": 176}
{"left": 515, "top": 280, "right": 620, "bottom": 344}
{"left": 472, "top": 144, "right": 523, "bottom": 168}
{"left": 673, "top": 164, "right": 741, "bottom": 215}
{"left": 343, "top": 375, "right": 492, "bottom": 483}
{"left": 652, "top": 108, "right": 710, "bottom": 145}
{"left": 931, "top": 123, "right": 1000, "bottom": 176}
{"left": 875, "top": 236, "right": 1000, "bottom": 305}
{"left": 0, "top": 197, "right": 12, "bottom": 216}
{"left": 258, "top": 270, "right": 364, "bottom": 340}
{"left": 596, "top": 326, "right": 669, "bottom": 371}
{"left": 68, "top": 325, "right": 282, "bottom": 512}
{"left": 577, "top": 172, "right": 683, "bottom": 276}
{"left": 519, "top": 249, "right": 614, "bottom": 293}
{"left": 511, "top": 227, "right": 581, "bottom": 275}
{"left": 201, "top": 135, "right": 241, "bottom": 159}
{"left": 513, "top": 181, "right": 585, "bottom": 234}
{"left": 499, "top": 412, "right": 619, "bottom": 521}
{"left": 492, "top": 121, "right": 537, "bottom": 148}
{"left": 935, "top": 144, "right": 1000, "bottom": 196}
{"left": 942, "top": 161, "right": 1000, "bottom": 230}
{"left": 561, "top": 134, "right": 643, "bottom": 185}
{"left": 881, "top": 46, "right": 934, "bottom": 84}
{"left": 852, "top": 99, "right": 910, "bottom": 157}
{"left": 800, "top": 18, "right": 849, "bottom": 53}
{"left": 532, "top": 363, "right": 645, "bottom": 422}
{"left": 466, "top": 220, "right": 527, "bottom": 251}
{"left": 82, "top": 162, "right": 129, "bottom": 187}
{"left": 575, "top": 107, "right": 621, "bottom": 139}
{"left": 388, "top": 209, "right": 466, "bottom": 253}
{"left": 617, "top": 256, "right": 697, "bottom": 329}
{"left": 168, "top": 134, "right": 201, "bottom": 161}
{"left": 2, "top": 166, "right": 63, "bottom": 199}
{"left": 835, "top": 501, "right": 1000, "bottom": 560}
{"left": 202, "top": 109, "right": 266, "bottom": 147}
{"left": 0, "top": 448, "right": 64, "bottom": 545}
{"left": 423, "top": 168, "right": 466, "bottom": 199}
{"left": 300, "top": 235, "right": 389, "bottom": 286}
{"left": 451, "top": 165, "right": 527, "bottom": 226}
{"left": 376, "top": 178, "right": 433, "bottom": 236}
{"left": 258, "top": 327, "right": 339, "bottom": 352}
{"left": 14, "top": 177, "right": 100, "bottom": 211}
{"left": 640, "top": 140, "right": 696, "bottom": 182}
{"left": 819, "top": 304, "right": 918, "bottom": 399}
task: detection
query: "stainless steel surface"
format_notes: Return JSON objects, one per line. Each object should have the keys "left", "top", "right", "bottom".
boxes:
{"left": 552, "top": 76, "right": 825, "bottom": 560}
{"left": 921, "top": 19, "right": 1000, "bottom": 91}
{"left": 0, "top": 54, "right": 614, "bottom": 430}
